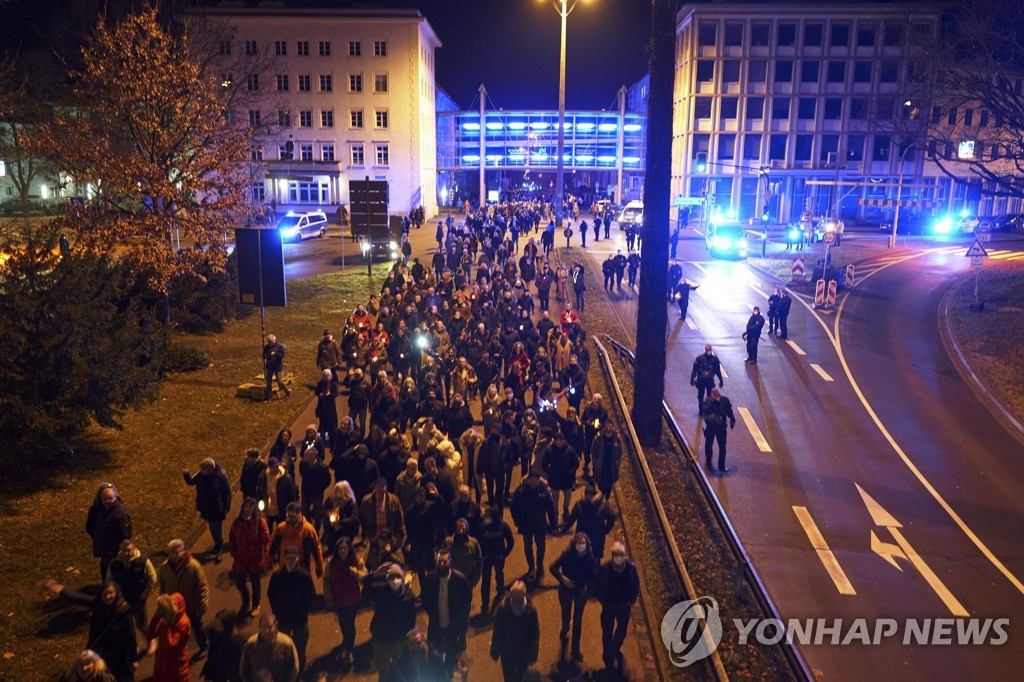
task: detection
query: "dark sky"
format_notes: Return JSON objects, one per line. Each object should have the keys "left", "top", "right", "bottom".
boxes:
{"left": 373, "top": 0, "right": 653, "bottom": 111}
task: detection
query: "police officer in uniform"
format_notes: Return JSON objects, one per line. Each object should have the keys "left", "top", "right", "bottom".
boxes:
{"left": 626, "top": 251, "right": 641, "bottom": 289}
{"left": 743, "top": 307, "right": 765, "bottom": 364}
{"left": 777, "top": 290, "right": 792, "bottom": 339}
{"left": 702, "top": 388, "right": 735, "bottom": 474}
{"left": 673, "top": 279, "right": 699, "bottom": 321}
{"left": 602, "top": 255, "right": 615, "bottom": 292}
{"left": 689, "top": 345, "right": 723, "bottom": 415}
{"left": 667, "top": 261, "right": 683, "bottom": 302}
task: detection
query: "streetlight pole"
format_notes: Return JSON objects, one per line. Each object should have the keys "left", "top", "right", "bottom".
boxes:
{"left": 891, "top": 142, "right": 916, "bottom": 249}
{"left": 547, "top": 0, "right": 583, "bottom": 227}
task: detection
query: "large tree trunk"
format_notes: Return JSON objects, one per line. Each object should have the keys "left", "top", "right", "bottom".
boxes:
{"left": 632, "top": 0, "right": 675, "bottom": 445}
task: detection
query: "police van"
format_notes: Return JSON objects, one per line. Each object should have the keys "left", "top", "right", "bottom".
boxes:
{"left": 618, "top": 200, "right": 644, "bottom": 228}
{"left": 275, "top": 211, "right": 329, "bottom": 241}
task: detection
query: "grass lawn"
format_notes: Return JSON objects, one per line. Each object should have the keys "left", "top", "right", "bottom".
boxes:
{"left": 946, "top": 261, "right": 1024, "bottom": 425}
{"left": 0, "top": 263, "right": 386, "bottom": 680}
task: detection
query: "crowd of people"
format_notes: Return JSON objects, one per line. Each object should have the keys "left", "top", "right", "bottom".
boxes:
{"left": 50, "top": 203, "right": 642, "bottom": 682}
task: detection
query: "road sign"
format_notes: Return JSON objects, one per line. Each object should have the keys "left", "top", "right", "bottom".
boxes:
{"left": 826, "top": 280, "right": 837, "bottom": 307}
{"left": 791, "top": 258, "right": 805, "bottom": 279}
{"left": 977, "top": 219, "right": 993, "bottom": 233}
{"left": 814, "top": 279, "right": 826, "bottom": 306}
{"left": 845, "top": 264, "right": 855, "bottom": 288}
{"left": 822, "top": 231, "right": 837, "bottom": 245}
{"left": 977, "top": 233, "right": 991, "bottom": 242}
{"left": 800, "top": 210, "right": 813, "bottom": 222}
{"left": 971, "top": 256, "right": 984, "bottom": 268}
{"left": 964, "top": 240, "right": 988, "bottom": 258}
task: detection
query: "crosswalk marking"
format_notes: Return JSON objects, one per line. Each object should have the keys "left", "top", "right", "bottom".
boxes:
{"left": 737, "top": 406, "right": 772, "bottom": 453}
{"left": 792, "top": 506, "right": 857, "bottom": 596}
{"left": 786, "top": 339, "right": 807, "bottom": 356}
{"left": 810, "top": 363, "right": 835, "bottom": 382}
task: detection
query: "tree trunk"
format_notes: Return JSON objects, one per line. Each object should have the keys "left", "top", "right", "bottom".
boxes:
{"left": 631, "top": 0, "right": 675, "bottom": 445}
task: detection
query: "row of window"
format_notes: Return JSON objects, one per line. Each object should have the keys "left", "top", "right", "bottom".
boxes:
{"left": 692, "top": 95, "right": 908, "bottom": 123}
{"left": 247, "top": 108, "right": 389, "bottom": 129}
{"left": 242, "top": 72, "right": 388, "bottom": 94}
{"left": 691, "top": 132, "right": 894, "bottom": 164}
{"left": 694, "top": 58, "right": 924, "bottom": 87}
{"left": 695, "top": 19, "right": 929, "bottom": 51}
{"left": 221, "top": 39, "right": 387, "bottom": 58}
{"left": 251, "top": 142, "right": 389, "bottom": 166}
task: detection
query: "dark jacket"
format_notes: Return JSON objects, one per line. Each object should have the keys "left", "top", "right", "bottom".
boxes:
{"left": 550, "top": 544, "right": 599, "bottom": 597}
{"left": 267, "top": 566, "right": 316, "bottom": 626}
{"left": 86, "top": 498, "right": 132, "bottom": 560}
{"left": 255, "top": 468, "right": 298, "bottom": 516}
{"left": 238, "top": 457, "right": 267, "bottom": 501}
{"left": 745, "top": 313, "right": 765, "bottom": 338}
{"left": 490, "top": 598, "right": 540, "bottom": 665}
{"left": 690, "top": 352, "right": 723, "bottom": 387}
{"left": 702, "top": 396, "right": 737, "bottom": 430}
{"left": 183, "top": 465, "right": 232, "bottom": 522}
{"left": 299, "top": 459, "right": 332, "bottom": 500}
{"left": 476, "top": 434, "right": 510, "bottom": 477}
{"left": 594, "top": 559, "right": 641, "bottom": 609}
{"left": 541, "top": 442, "right": 579, "bottom": 492}
{"left": 510, "top": 481, "right": 557, "bottom": 535}
{"left": 591, "top": 432, "right": 623, "bottom": 490}
{"left": 366, "top": 572, "right": 418, "bottom": 644}
{"left": 358, "top": 492, "right": 407, "bottom": 547}
{"left": 419, "top": 569, "right": 472, "bottom": 636}
{"left": 263, "top": 340, "right": 286, "bottom": 371}
{"left": 478, "top": 514, "right": 515, "bottom": 559}
{"left": 565, "top": 495, "right": 617, "bottom": 557}
{"left": 59, "top": 588, "right": 138, "bottom": 682}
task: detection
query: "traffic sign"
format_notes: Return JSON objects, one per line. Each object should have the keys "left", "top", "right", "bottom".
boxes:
{"left": 977, "top": 220, "right": 992, "bottom": 233}
{"left": 971, "top": 256, "right": 984, "bottom": 268}
{"left": 977, "top": 233, "right": 991, "bottom": 242}
{"left": 800, "top": 210, "right": 813, "bottom": 222}
{"left": 964, "top": 240, "right": 988, "bottom": 258}
{"left": 791, "top": 258, "right": 805, "bottom": 279}
{"left": 822, "top": 231, "right": 837, "bottom": 245}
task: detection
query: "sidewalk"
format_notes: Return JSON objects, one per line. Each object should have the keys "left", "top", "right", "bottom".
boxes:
{"left": 136, "top": 214, "right": 649, "bottom": 680}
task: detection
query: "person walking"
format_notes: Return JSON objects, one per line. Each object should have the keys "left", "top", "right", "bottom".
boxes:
{"left": 626, "top": 251, "right": 640, "bottom": 289}
{"left": 601, "top": 255, "right": 615, "bottom": 292}
{"left": 298, "top": 447, "right": 331, "bottom": 532}
{"left": 613, "top": 250, "right": 627, "bottom": 291}
{"left": 181, "top": 458, "right": 232, "bottom": 563}
{"left": 86, "top": 483, "right": 133, "bottom": 581}
{"left": 667, "top": 261, "right": 683, "bottom": 301}
{"left": 591, "top": 421, "right": 623, "bottom": 501}
{"left": 581, "top": 394, "right": 608, "bottom": 478}
{"left": 267, "top": 546, "right": 316, "bottom": 675}
{"left": 702, "top": 388, "right": 736, "bottom": 474}
{"left": 778, "top": 290, "right": 792, "bottom": 339}
{"left": 478, "top": 505, "right": 515, "bottom": 614}
{"left": 256, "top": 457, "right": 298, "bottom": 528}
{"left": 158, "top": 539, "right": 210, "bottom": 659}
{"left": 595, "top": 541, "right": 641, "bottom": 673}
{"left": 314, "top": 369, "right": 339, "bottom": 442}
{"left": 570, "top": 260, "right": 587, "bottom": 311}
{"left": 510, "top": 470, "right": 557, "bottom": 584}
{"left": 147, "top": 593, "right": 192, "bottom": 682}
{"left": 689, "top": 345, "right": 723, "bottom": 415}
{"left": 540, "top": 431, "right": 579, "bottom": 526}
{"left": 550, "top": 531, "right": 598, "bottom": 665}
{"left": 490, "top": 580, "right": 540, "bottom": 682}
{"left": 767, "top": 289, "right": 781, "bottom": 336}
{"left": 315, "top": 329, "right": 342, "bottom": 382}
{"left": 269, "top": 502, "right": 324, "bottom": 578}
{"left": 419, "top": 548, "right": 473, "bottom": 676}
{"left": 744, "top": 306, "right": 766, "bottom": 364}
{"left": 262, "top": 333, "right": 291, "bottom": 401}
{"left": 239, "top": 613, "right": 299, "bottom": 682}
{"left": 555, "top": 261, "right": 568, "bottom": 303}
{"left": 564, "top": 485, "right": 617, "bottom": 559}
{"left": 323, "top": 536, "right": 365, "bottom": 665}
{"left": 535, "top": 263, "right": 554, "bottom": 313}
{"left": 442, "top": 518, "right": 483, "bottom": 607}
{"left": 365, "top": 563, "right": 417, "bottom": 680}
{"left": 669, "top": 226, "right": 680, "bottom": 259}
{"left": 673, "top": 278, "right": 699, "bottom": 321}
{"left": 477, "top": 425, "right": 511, "bottom": 510}
{"left": 228, "top": 497, "right": 270, "bottom": 619}
{"left": 106, "top": 539, "right": 158, "bottom": 647}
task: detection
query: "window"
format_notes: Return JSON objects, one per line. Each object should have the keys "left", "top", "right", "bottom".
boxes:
{"left": 349, "top": 74, "right": 363, "bottom": 92}
{"left": 694, "top": 97, "right": 713, "bottom": 119}
{"left": 797, "top": 98, "right": 816, "bottom": 119}
{"left": 743, "top": 134, "right": 762, "bottom": 160}
{"left": 278, "top": 110, "right": 290, "bottom": 127}
{"left": 319, "top": 41, "right": 331, "bottom": 56}
{"left": 350, "top": 109, "right": 364, "bottom": 128}
{"left": 251, "top": 147, "right": 263, "bottom": 161}
{"left": 299, "top": 110, "right": 312, "bottom": 128}
{"left": 374, "top": 40, "right": 387, "bottom": 56}
{"left": 748, "top": 60, "right": 768, "bottom": 83}
{"left": 823, "top": 98, "right": 842, "bottom": 120}
{"left": 300, "top": 144, "right": 313, "bottom": 161}
{"left": 857, "top": 24, "right": 876, "bottom": 47}
{"left": 224, "top": 109, "right": 236, "bottom": 124}
{"left": 220, "top": 73, "right": 233, "bottom": 89}
{"left": 794, "top": 135, "right": 813, "bottom": 161}
{"left": 245, "top": 40, "right": 257, "bottom": 56}
{"left": 931, "top": 106, "right": 942, "bottom": 124}
{"left": 246, "top": 74, "right": 260, "bottom": 91}
{"left": 847, "top": 134, "right": 865, "bottom": 161}
{"left": 320, "top": 110, "right": 334, "bottom": 128}
{"left": 877, "top": 97, "right": 895, "bottom": 119}
{"left": 298, "top": 75, "right": 311, "bottom": 92}
{"left": 850, "top": 98, "right": 868, "bottom": 120}
{"left": 252, "top": 184, "right": 265, "bottom": 202}
{"left": 319, "top": 74, "right": 332, "bottom": 92}
{"left": 351, "top": 143, "right": 365, "bottom": 166}
{"left": 722, "top": 61, "right": 741, "bottom": 84}
{"left": 297, "top": 41, "right": 309, "bottom": 56}
{"left": 980, "top": 110, "right": 989, "bottom": 127}
{"left": 724, "top": 23, "right": 743, "bottom": 46}
{"left": 820, "top": 134, "right": 839, "bottom": 163}
{"left": 775, "top": 60, "right": 793, "bottom": 84}
{"left": 769, "top": 134, "right": 787, "bottom": 160}
{"left": 698, "top": 23, "right": 717, "bottom": 47}
{"left": 279, "top": 144, "right": 292, "bottom": 160}
{"left": 717, "top": 134, "right": 736, "bottom": 160}
{"left": 349, "top": 41, "right": 361, "bottom": 56}
{"left": 375, "top": 143, "right": 389, "bottom": 166}
{"left": 375, "top": 109, "right": 389, "bottom": 129}
{"left": 804, "top": 23, "right": 823, "bottom": 47}
{"left": 692, "top": 134, "right": 710, "bottom": 159}
{"left": 275, "top": 41, "right": 287, "bottom": 56}
{"left": 884, "top": 22, "right": 903, "bottom": 47}
{"left": 907, "top": 61, "right": 927, "bottom": 84}
{"left": 880, "top": 61, "right": 898, "bottom": 83}
{"left": 248, "top": 110, "right": 260, "bottom": 127}
{"left": 827, "top": 61, "right": 845, "bottom": 83}
{"left": 746, "top": 97, "right": 765, "bottom": 120}
{"left": 777, "top": 23, "right": 796, "bottom": 47}
{"left": 854, "top": 61, "right": 872, "bottom": 83}
{"left": 872, "top": 135, "right": 891, "bottom": 161}
{"left": 830, "top": 23, "right": 849, "bottom": 47}
{"left": 696, "top": 60, "right": 715, "bottom": 83}
{"left": 218, "top": 41, "right": 231, "bottom": 56}
{"left": 751, "top": 22, "right": 770, "bottom": 46}
{"left": 322, "top": 144, "right": 335, "bottom": 162}
{"left": 771, "top": 97, "right": 790, "bottom": 120}
{"left": 720, "top": 97, "right": 738, "bottom": 119}
{"left": 374, "top": 74, "right": 388, "bottom": 93}
{"left": 276, "top": 74, "right": 289, "bottom": 91}
{"left": 801, "top": 60, "right": 820, "bottom": 83}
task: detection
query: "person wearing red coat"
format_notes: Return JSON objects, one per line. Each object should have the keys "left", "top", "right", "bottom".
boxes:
{"left": 146, "top": 593, "right": 191, "bottom": 682}
{"left": 228, "top": 497, "right": 271, "bottom": 618}
{"left": 323, "top": 535, "right": 366, "bottom": 664}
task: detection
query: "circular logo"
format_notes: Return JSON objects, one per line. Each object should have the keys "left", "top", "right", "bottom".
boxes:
{"left": 661, "top": 596, "right": 723, "bottom": 668}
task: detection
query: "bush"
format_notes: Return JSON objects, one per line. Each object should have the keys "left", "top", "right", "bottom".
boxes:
{"left": 168, "top": 251, "right": 239, "bottom": 333}
{"left": 162, "top": 343, "right": 212, "bottom": 373}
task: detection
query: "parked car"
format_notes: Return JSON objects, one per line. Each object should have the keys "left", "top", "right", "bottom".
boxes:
{"left": 275, "top": 210, "right": 328, "bottom": 241}
{"left": 992, "top": 213, "right": 1024, "bottom": 233}
{"left": 617, "top": 200, "right": 644, "bottom": 228}
{"left": 705, "top": 223, "right": 749, "bottom": 259}
{"left": 878, "top": 212, "right": 933, "bottom": 236}
{"left": 957, "top": 214, "right": 979, "bottom": 235}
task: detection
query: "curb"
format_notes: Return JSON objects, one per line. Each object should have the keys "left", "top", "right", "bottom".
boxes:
{"left": 938, "top": 279, "right": 1024, "bottom": 443}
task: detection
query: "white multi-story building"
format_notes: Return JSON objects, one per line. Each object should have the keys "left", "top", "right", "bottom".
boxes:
{"left": 204, "top": 4, "right": 441, "bottom": 217}
{"left": 670, "top": 2, "right": 983, "bottom": 224}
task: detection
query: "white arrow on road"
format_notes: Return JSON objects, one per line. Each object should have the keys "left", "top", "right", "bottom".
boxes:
{"left": 857, "top": 484, "right": 969, "bottom": 617}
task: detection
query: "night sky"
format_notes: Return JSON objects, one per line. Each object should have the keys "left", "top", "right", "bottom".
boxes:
{"left": 374, "top": 0, "right": 653, "bottom": 111}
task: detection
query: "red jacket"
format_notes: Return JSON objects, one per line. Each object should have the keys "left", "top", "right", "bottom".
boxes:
{"left": 324, "top": 555, "right": 362, "bottom": 609}
{"left": 229, "top": 514, "right": 271, "bottom": 575}
{"left": 146, "top": 593, "right": 191, "bottom": 682}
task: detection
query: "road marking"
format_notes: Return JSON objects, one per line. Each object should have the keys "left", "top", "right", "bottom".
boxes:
{"left": 748, "top": 281, "right": 763, "bottom": 294}
{"left": 691, "top": 227, "right": 704, "bottom": 237}
{"left": 1006, "top": 253, "right": 1024, "bottom": 261}
{"left": 737, "top": 406, "right": 772, "bottom": 452}
{"left": 786, "top": 339, "right": 807, "bottom": 355}
{"left": 685, "top": 318, "right": 698, "bottom": 330}
{"left": 691, "top": 262, "right": 708, "bottom": 274}
{"left": 810, "top": 363, "right": 835, "bottom": 382}
{"left": 720, "top": 366, "right": 728, "bottom": 379}
{"left": 792, "top": 506, "right": 857, "bottom": 596}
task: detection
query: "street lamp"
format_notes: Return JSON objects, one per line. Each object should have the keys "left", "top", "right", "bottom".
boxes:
{"left": 891, "top": 141, "right": 917, "bottom": 249}
{"left": 542, "top": 0, "right": 587, "bottom": 227}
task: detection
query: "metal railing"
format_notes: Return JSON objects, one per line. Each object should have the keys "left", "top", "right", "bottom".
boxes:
{"left": 600, "top": 334, "right": 814, "bottom": 682}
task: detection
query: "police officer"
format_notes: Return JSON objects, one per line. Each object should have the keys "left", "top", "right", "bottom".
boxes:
{"left": 625, "top": 225, "right": 636, "bottom": 252}
{"left": 673, "top": 278, "right": 699, "bottom": 321}
{"left": 777, "top": 290, "right": 792, "bottom": 339}
{"left": 601, "top": 255, "right": 615, "bottom": 292}
{"left": 612, "top": 250, "right": 627, "bottom": 291}
{"left": 626, "top": 251, "right": 641, "bottom": 288}
{"left": 689, "top": 345, "right": 723, "bottom": 415}
{"left": 667, "top": 261, "right": 683, "bottom": 302}
{"left": 767, "top": 289, "right": 781, "bottom": 336}
{"left": 743, "top": 306, "right": 765, "bottom": 364}
{"left": 702, "top": 388, "right": 735, "bottom": 474}
{"left": 669, "top": 227, "right": 680, "bottom": 259}
{"left": 603, "top": 213, "right": 612, "bottom": 239}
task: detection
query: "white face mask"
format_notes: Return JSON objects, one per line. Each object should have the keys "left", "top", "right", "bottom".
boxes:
{"left": 388, "top": 577, "right": 403, "bottom": 592}
{"left": 612, "top": 556, "right": 626, "bottom": 568}
{"left": 575, "top": 543, "right": 587, "bottom": 554}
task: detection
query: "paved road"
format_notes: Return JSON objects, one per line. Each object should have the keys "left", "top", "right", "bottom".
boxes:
{"left": 578, "top": 221, "right": 1024, "bottom": 680}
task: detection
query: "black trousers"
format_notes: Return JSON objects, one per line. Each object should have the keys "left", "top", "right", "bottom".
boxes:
{"left": 233, "top": 571, "right": 262, "bottom": 612}
{"left": 501, "top": 656, "right": 530, "bottom": 682}
{"left": 604, "top": 273, "right": 614, "bottom": 290}
{"left": 558, "top": 588, "right": 588, "bottom": 655}
{"left": 601, "top": 603, "right": 631, "bottom": 666}
{"left": 704, "top": 425, "right": 728, "bottom": 469}
{"left": 677, "top": 301, "right": 689, "bottom": 319}
{"left": 768, "top": 312, "right": 778, "bottom": 334}
{"left": 746, "top": 335, "right": 760, "bottom": 362}
{"left": 485, "top": 471, "right": 503, "bottom": 509}
{"left": 778, "top": 314, "right": 789, "bottom": 339}
{"left": 696, "top": 381, "right": 714, "bottom": 413}
{"left": 278, "top": 621, "right": 309, "bottom": 672}
{"left": 481, "top": 556, "right": 506, "bottom": 607}
{"left": 538, "top": 290, "right": 550, "bottom": 311}
{"left": 574, "top": 289, "right": 586, "bottom": 311}
{"left": 522, "top": 531, "right": 546, "bottom": 574}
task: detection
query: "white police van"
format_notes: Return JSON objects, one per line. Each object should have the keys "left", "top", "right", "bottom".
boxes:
{"left": 275, "top": 211, "right": 328, "bottom": 241}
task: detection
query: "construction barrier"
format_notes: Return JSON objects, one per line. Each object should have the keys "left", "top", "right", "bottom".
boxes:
{"left": 814, "top": 279, "right": 826, "bottom": 306}
{"left": 845, "top": 264, "right": 855, "bottom": 289}
{"left": 792, "top": 258, "right": 805, "bottom": 280}
{"left": 827, "top": 280, "right": 838, "bottom": 307}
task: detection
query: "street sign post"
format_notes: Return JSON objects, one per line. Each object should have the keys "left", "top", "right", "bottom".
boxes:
{"left": 965, "top": 240, "right": 987, "bottom": 310}
{"left": 822, "top": 231, "right": 836, "bottom": 245}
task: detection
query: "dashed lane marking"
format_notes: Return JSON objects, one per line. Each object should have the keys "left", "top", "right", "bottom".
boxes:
{"left": 793, "top": 506, "right": 857, "bottom": 596}
{"left": 810, "top": 363, "right": 835, "bottom": 382}
{"left": 685, "top": 318, "right": 698, "bottom": 330}
{"left": 737, "top": 406, "right": 772, "bottom": 453}
{"left": 786, "top": 340, "right": 807, "bottom": 356}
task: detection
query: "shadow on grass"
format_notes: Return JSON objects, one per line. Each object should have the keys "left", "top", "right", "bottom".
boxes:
{"left": 37, "top": 585, "right": 96, "bottom": 638}
{"left": 0, "top": 430, "right": 117, "bottom": 505}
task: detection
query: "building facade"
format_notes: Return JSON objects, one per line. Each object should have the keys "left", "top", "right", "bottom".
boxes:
{"left": 205, "top": 4, "right": 441, "bottom": 217}
{"left": 669, "top": 2, "right": 1001, "bottom": 225}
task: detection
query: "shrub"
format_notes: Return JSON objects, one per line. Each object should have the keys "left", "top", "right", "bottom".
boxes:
{"left": 168, "top": 251, "right": 239, "bottom": 333}
{"left": 162, "top": 343, "right": 212, "bottom": 373}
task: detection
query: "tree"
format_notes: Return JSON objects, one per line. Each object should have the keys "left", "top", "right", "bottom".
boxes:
{"left": 33, "top": 8, "right": 253, "bottom": 294}
{"left": 0, "top": 59, "right": 55, "bottom": 218}
{"left": 631, "top": 0, "right": 674, "bottom": 445}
